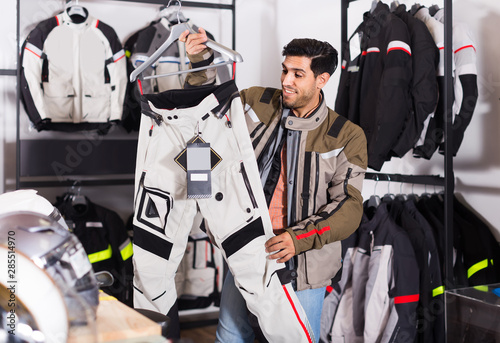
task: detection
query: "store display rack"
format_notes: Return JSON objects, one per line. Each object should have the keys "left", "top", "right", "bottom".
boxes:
{"left": 14, "top": 0, "right": 236, "bottom": 189}
{"left": 342, "top": 0, "right": 455, "bottom": 296}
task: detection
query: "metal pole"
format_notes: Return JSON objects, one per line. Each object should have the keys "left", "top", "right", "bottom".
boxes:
{"left": 443, "top": 0, "right": 455, "bottom": 291}
{"left": 16, "top": 0, "right": 21, "bottom": 190}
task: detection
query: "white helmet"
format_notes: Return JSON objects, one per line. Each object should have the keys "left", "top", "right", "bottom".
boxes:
{"left": 0, "top": 189, "right": 68, "bottom": 229}
{"left": 0, "top": 211, "right": 99, "bottom": 343}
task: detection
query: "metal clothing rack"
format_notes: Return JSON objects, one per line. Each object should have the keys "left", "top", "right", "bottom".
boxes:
{"left": 341, "top": 0, "right": 455, "bottom": 292}
{"left": 365, "top": 172, "right": 445, "bottom": 187}
{"left": 15, "top": 0, "right": 237, "bottom": 189}
{"left": 111, "top": 0, "right": 237, "bottom": 50}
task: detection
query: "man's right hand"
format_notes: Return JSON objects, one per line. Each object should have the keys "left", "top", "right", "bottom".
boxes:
{"left": 179, "top": 27, "right": 209, "bottom": 55}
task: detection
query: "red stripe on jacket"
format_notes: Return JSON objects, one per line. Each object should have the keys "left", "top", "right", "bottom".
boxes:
{"left": 296, "top": 226, "right": 331, "bottom": 240}
{"left": 394, "top": 294, "right": 420, "bottom": 304}
{"left": 455, "top": 44, "right": 476, "bottom": 53}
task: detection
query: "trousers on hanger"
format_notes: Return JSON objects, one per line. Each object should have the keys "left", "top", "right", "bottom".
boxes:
{"left": 132, "top": 80, "right": 314, "bottom": 342}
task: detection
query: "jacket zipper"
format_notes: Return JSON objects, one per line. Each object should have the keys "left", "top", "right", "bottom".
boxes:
{"left": 250, "top": 122, "right": 264, "bottom": 138}
{"left": 314, "top": 153, "right": 319, "bottom": 212}
{"left": 240, "top": 162, "right": 258, "bottom": 209}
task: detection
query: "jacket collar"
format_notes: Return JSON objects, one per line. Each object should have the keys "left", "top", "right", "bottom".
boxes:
{"left": 61, "top": 8, "right": 92, "bottom": 28}
{"left": 283, "top": 90, "right": 328, "bottom": 131}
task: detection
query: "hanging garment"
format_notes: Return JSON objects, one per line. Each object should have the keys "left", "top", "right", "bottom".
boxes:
{"left": 334, "top": 20, "right": 366, "bottom": 124}
{"left": 125, "top": 19, "right": 230, "bottom": 312}
{"left": 132, "top": 80, "right": 314, "bottom": 342}
{"left": 20, "top": 9, "right": 127, "bottom": 133}
{"left": 362, "top": 202, "right": 420, "bottom": 342}
{"left": 388, "top": 199, "right": 430, "bottom": 343}
{"left": 417, "top": 194, "right": 469, "bottom": 287}
{"left": 131, "top": 18, "right": 230, "bottom": 93}
{"left": 320, "top": 230, "right": 362, "bottom": 343}
{"left": 122, "top": 18, "right": 231, "bottom": 132}
{"left": 122, "top": 26, "right": 150, "bottom": 133}
{"left": 403, "top": 199, "right": 445, "bottom": 343}
{"left": 452, "top": 195, "right": 500, "bottom": 286}
{"left": 338, "top": 2, "right": 413, "bottom": 170}
{"left": 433, "top": 9, "right": 478, "bottom": 156}
{"left": 56, "top": 195, "right": 134, "bottom": 306}
{"left": 418, "top": 194, "right": 500, "bottom": 342}
{"left": 321, "top": 202, "right": 420, "bottom": 342}
{"left": 421, "top": 193, "right": 500, "bottom": 286}
{"left": 390, "top": 4, "right": 440, "bottom": 158}
{"left": 330, "top": 214, "right": 374, "bottom": 343}
{"left": 389, "top": 198, "right": 446, "bottom": 343}
{"left": 412, "top": 7, "right": 446, "bottom": 159}
{"left": 361, "top": 2, "right": 413, "bottom": 170}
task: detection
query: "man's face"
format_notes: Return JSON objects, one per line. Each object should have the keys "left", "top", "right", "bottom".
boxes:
{"left": 280, "top": 55, "right": 321, "bottom": 117}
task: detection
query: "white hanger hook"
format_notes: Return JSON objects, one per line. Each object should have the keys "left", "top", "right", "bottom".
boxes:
{"left": 373, "top": 175, "right": 379, "bottom": 194}
{"left": 166, "top": 0, "right": 182, "bottom": 24}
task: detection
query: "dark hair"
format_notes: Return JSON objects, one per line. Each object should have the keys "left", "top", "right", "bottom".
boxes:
{"left": 282, "top": 38, "right": 338, "bottom": 77}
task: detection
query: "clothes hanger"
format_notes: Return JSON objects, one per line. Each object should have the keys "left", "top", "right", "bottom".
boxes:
{"left": 395, "top": 181, "right": 408, "bottom": 201}
{"left": 367, "top": 175, "right": 381, "bottom": 208}
{"left": 420, "top": 183, "right": 432, "bottom": 199}
{"left": 130, "top": 0, "right": 243, "bottom": 83}
{"left": 65, "top": 0, "right": 88, "bottom": 21}
{"left": 407, "top": 182, "right": 420, "bottom": 203}
{"left": 69, "top": 181, "right": 87, "bottom": 208}
{"left": 160, "top": 0, "right": 188, "bottom": 24}
{"left": 370, "top": 0, "right": 380, "bottom": 13}
{"left": 381, "top": 176, "right": 396, "bottom": 203}
{"left": 432, "top": 184, "right": 445, "bottom": 203}
{"left": 390, "top": 0, "right": 400, "bottom": 12}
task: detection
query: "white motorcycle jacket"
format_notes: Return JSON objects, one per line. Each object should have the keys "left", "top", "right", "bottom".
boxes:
{"left": 20, "top": 9, "right": 127, "bottom": 132}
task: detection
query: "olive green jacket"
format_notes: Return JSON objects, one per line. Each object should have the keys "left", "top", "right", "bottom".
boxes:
{"left": 186, "top": 50, "right": 368, "bottom": 290}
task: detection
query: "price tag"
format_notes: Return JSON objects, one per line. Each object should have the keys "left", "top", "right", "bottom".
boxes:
{"left": 186, "top": 142, "right": 212, "bottom": 198}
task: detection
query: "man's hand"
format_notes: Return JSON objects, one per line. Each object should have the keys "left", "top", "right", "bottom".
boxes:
{"left": 179, "top": 27, "right": 208, "bottom": 55}
{"left": 265, "top": 232, "right": 296, "bottom": 263}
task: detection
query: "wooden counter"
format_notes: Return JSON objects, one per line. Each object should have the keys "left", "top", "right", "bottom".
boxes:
{"left": 68, "top": 292, "right": 166, "bottom": 343}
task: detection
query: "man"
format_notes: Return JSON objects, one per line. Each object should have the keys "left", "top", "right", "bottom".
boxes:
{"left": 181, "top": 28, "right": 367, "bottom": 342}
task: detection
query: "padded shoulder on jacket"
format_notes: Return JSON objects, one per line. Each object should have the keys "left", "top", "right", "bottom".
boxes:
{"left": 96, "top": 20, "right": 122, "bottom": 53}
{"left": 242, "top": 87, "right": 281, "bottom": 105}
{"left": 327, "top": 113, "right": 348, "bottom": 139}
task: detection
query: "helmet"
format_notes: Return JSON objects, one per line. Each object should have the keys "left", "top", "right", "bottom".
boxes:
{"left": 0, "top": 212, "right": 99, "bottom": 343}
{"left": 0, "top": 189, "right": 69, "bottom": 229}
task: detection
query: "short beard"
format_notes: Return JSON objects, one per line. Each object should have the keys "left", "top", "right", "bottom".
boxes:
{"left": 282, "top": 91, "right": 315, "bottom": 111}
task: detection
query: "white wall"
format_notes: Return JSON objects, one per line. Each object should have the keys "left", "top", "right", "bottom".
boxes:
{"left": 2, "top": 0, "right": 500, "bottom": 240}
